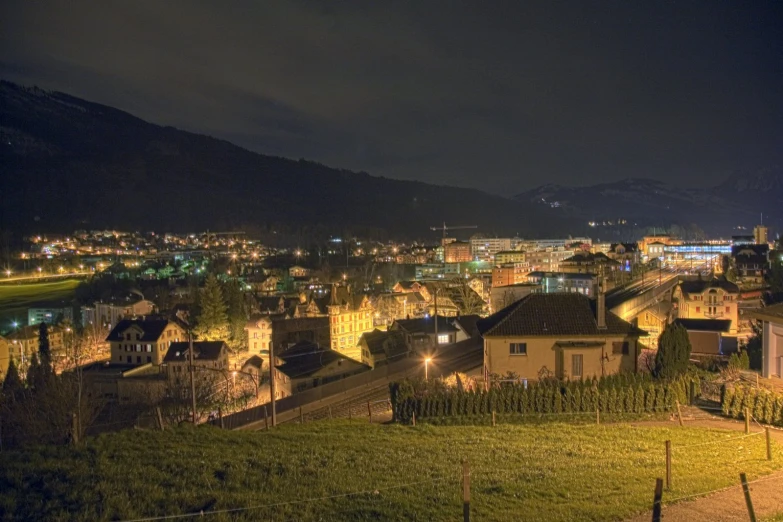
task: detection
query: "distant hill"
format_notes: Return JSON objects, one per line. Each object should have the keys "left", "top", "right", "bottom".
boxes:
{"left": 515, "top": 170, "right": 783, "bottom": 237}
{"left": 0, "top": 81, "right": 575, "bottom": 242}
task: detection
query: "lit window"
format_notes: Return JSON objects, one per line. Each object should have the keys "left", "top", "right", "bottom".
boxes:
{"left": 438, "top": 334, "right": 449, "bottom": 344}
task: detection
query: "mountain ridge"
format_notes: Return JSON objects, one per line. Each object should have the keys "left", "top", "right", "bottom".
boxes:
{"left": 0, "top": 81, "right": 576, "bottom": 243}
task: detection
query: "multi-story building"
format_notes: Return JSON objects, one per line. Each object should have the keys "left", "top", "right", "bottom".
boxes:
{"left": 6, "top": 325, "right": 65, "bottom": 369}
{"left": 673, "top": 279, "right": 740, "bottom": 334}
{"left": 470, "top": 237, "right": 518, "bottom": 263}
{"left": 28, "top": 306, "right": 74, "bottom": 326}
{"left": 560, "top": 252, "right": 620, "bottom": 275}
{"left": 245, "top": 314, "right": 331, "bottom": 365}
{"left": 525, "top": 271, "right": 597, "bottom": 296}
{"left": 106, "top": 317, "right": 186, "bottom": 366}
{"left": 0, "top": 335, "right": 9, "bottom": 380}
{"left": 639, "top": 235, "right": 680, "bottom": 258}
{"left": 494, "top": 250, "right": 526, "bottom": 265}
{"left": 754, "top": 225, "right": 769, "bottom": 245}
{"left": 82, "top": 297, "right": 156, "bottom": 329}
{"left": 478, "top": 293, "right": 645, "bottom": 382}
{"left": 444, "top": 241, "right": 472, "bottom": 263}
{"left": 517, "top": 238, "right": 592, "bottom": 252}
{"left": 522, "top": 248, "right": 575, "bottom": 273}
{"left": 327, "top": 286, "right": 374, "bottom": 361}
{"left": 492, "top": 263, "right": 529, "bottom": 288}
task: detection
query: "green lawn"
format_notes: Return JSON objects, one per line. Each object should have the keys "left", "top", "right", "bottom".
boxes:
{"left": 0, "top": 279, "right": 81, "bottom": 327}
{"left": 1, "top": 421, "right": 781, "bottom": 521}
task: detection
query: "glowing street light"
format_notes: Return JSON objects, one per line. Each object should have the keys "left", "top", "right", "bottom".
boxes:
{"left": 425, "top": 357, "right": 432, "bottom": 380}
{"left": 5, "top": 269, "right": 10, "bottom": 278}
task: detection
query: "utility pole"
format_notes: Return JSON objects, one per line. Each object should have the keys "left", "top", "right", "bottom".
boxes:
{"left": 269, "top": 343, "right": 277, "bottom": 427}
{"left": 189, "top": 330, "right": 197, "bottom": 425}
{"left": 433, "top": 289, "right": 439, "bottom": 349}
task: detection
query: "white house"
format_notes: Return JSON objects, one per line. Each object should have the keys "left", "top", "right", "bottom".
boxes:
{"left": 747, "top": 303, "right": 783, "bottom": 379}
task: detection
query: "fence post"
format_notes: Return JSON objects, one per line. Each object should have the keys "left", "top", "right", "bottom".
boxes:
{"left": 349, "top": 404, "right": 352, "bottom": 421}
{"left": 676, "top": 401, "right": 683, "bottom": 427}
{"left": 766, "top": 428, "right": 772, "bottom": 461}
{"left": 218, "top": 407, "right": 224, "bottom": 430}
{"left": 652, "top": 478, "right": 663, "bottom": 522}
{"left": 596, "top": 407, "right": 600, "bottom": 425}
{"left": 492, "top": 410, "right": 496, "bottom": 427}
{"left": 156, "top": 407, "right": 165, "bottom": 431}
{"left": 745, "top": 407, "right": 750, "bottom": 434}
{"left": 412, "top": 412, "right": 416, "bottom": 426}
{"left": 264, "top": 406, "right": 269, "bottom": 430}
{"left": 665, "top": 440, "right": 672, "bottom": 491}
{"left": 368, "top": 401, "right": 372, "bottom": 423}
{"left": 462, "top": 458, "right": 470, "bottom": 522}
{"left": 299, "top": 406, "right": 304, "bottom": 424}
{"left": 740, "top": 473, "right": 757, "bottom": 522}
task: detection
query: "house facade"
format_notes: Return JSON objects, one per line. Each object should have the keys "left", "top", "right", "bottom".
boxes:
{"left": 6, "top": 325, "right": 65, "bottom": 368}
{"left": 359, "top": 329, "right": 410, "bottom": 368}
{"left": 328, "top": 286, "right": 374, "bottom": 361}
{"left": 746, "top": 304, "right": 783, "bottom": 379}
{"left": 673, "top": 279, "right": 740, "bottom": 334}
{"left": 163, "top": 341, "right": 229, "bottom": 382}
{"left": 106, "top": 318, "right": 186, "bottom": 366}
{"left": 477, "top": 293, "right": 644, "bottom": 383}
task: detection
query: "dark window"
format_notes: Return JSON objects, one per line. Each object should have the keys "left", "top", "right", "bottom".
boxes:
{"left": 613, "top": 342, "right": 630, "bottom": 355}
{"left": 127, "top": 356, "right": 132, "bottom": 363}
{"left": 137, "top": 356, "right": 141, "bottom": 363}
{"left": 509, "top": 343, "right": 527, "bottom": 355}
{"left": 147, "top": 356, "right": 152, "bottom": 363}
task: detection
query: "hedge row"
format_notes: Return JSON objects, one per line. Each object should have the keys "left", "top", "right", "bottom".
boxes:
{"left": 721, "top": 385, "right": 783, "bottom": 427}
{"left": 390, "top": 377, "right": 691, "bottom": 424}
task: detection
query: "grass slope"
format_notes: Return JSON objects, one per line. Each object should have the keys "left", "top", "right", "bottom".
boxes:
{"left": 1, "top": 421, "right": 781, "bottom": 521}
{"left": 0, "top": 279, "right": 80, "bottom": 327}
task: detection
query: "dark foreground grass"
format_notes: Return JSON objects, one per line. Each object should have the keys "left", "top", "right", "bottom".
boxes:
{"left": 0, "top": 421, "right": 781, "bottom": 521}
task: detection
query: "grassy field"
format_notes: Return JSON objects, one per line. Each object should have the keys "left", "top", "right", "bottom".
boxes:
{"left": 0, "top": 279, "right": 81, "bottom": 327}
{"left": 0, "top": 421, "right": 781, "bottom": 521}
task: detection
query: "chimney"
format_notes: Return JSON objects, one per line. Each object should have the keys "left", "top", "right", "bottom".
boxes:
{"left": 597, "top": 277, "right": 606, "bottom": 330}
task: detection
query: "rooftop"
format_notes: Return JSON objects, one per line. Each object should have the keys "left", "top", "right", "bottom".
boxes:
{"left": 276, "top": 343, "right": 368, "bottom": 379}
{"left": 476, "top": 293, "right": 645, "bottom": 338}
{"left": 106, "top": 318, "right": 176, "bottom": 342}
{"left": 394, "top": 315, "right": 458, "bottom": 335}
{"left": 674, "top": 319, "right": 732, "bottom": 333}
{"left": 163, "top": 341, "right": 227, "bottom": 363}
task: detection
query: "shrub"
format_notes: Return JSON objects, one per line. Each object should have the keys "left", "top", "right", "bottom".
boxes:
{"left": 633, "top": 385, "right": 644, "bottom": 414}
{"left": 653, "top": 385, "right": 666, "bottom": 412}
{"left": 654, "top": 322, "right": 692, "bottom": 380}
{"left": 572, "top": 388, "right": 582, "bottom": 413}
{"left": 721, "top": 386, "right": 734, "bottom": 416}
{"left": 624, "top": 387, "right": 635, "bottom": 413}
{"left": 739, "top": 350, "right": 750, "bottom": 371}
{"left": 644, "top": 384, "right": 655, "bottom": 412}
{"left": 553, "top": 390, "right": 563, "bottom": 413}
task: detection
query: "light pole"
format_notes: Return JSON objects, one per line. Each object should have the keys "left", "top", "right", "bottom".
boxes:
{"left": 425, "top": 357, "right": 432, "bottom": 380}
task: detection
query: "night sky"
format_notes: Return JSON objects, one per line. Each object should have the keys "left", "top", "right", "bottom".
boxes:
{"left": 2, "top": 1, "right": 781, "bottom": 193}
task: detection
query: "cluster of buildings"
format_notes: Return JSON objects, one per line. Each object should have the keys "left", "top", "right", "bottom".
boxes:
{"left": 3, "top": 223, "right": 782, "bottom": 425}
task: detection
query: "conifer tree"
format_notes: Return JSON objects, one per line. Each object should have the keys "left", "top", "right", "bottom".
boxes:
{"left": 194, "top": 274, "right": 229, "bottom": 341}
{"left": 38, "top": 322, "right": 52, "bottom": 375}
{"left": 654, "top": 322, "right": 692, "bottom": 380}
{"left": 2, "top": 358, "right": 23, "bottom": 400}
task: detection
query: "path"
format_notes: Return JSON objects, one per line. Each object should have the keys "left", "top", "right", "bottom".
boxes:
{"left": 626, "top": 414, "right": 783, "bottom": 522}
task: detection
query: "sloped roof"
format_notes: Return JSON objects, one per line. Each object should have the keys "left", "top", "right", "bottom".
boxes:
{"left": 453, "top": 314, "right": 481, "bottom": 337}
{"left": 394, "top": 316, "right": 458, "bottom": 334}
{"left": 674, "top": 319, "right": 732, "bottom": 333}
{"left": 276, "top": 345, "right": 368, "bottom": 379}
{"left": 746, "top": 302, "right": 783, "bottom": 323}
{"left": 476, "top": 293, "right": 644, "bottom": 337}
{"left": 163, "top": 341, "right": 227, "bottom": 362}
{"left": 106, "top": 318, "right": 173, "bottom": 342}
{"left": 678, "top": 278, "right": 739, "bottom": 295}
{"left": 361, "top": 329, "right": 409, "bottom": 358}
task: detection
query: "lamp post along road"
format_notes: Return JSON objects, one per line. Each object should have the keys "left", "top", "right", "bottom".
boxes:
{"left": 425, "top": 357, "right": 432, "bottom": 380}
{"left": 189, "top": 331, "right": 197, "bottom": 425}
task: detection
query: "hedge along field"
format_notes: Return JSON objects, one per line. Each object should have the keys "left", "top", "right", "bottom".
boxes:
{"left": 390, "top": 374, "right": 696, "bottom": 424}
{"left": 721, "top": 385, "right": 783, "bottom": 426}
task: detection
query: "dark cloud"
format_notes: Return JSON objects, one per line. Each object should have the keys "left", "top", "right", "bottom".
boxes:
{"left": 2, "top": 0, "right": 782, "bottom": 192}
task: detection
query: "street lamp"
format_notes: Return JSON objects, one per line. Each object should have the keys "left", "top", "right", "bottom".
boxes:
{"left": 5, "top": 269, "right": 10, "bottom": 278}
{"left": 425, "top": 357, "right": 432, "bottom": 380}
